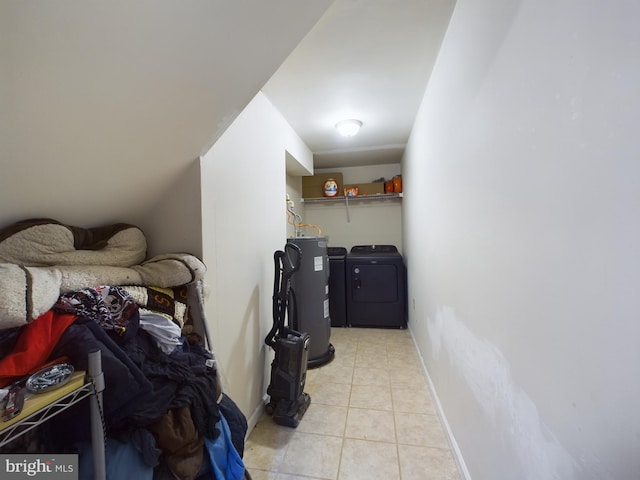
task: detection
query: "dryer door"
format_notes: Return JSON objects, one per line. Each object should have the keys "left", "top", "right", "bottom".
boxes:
{"left": 350, "top": 264, "right": 399, "bottom": 303}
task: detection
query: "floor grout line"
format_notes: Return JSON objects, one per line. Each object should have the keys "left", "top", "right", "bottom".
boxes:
{"left": 245, "top": 327, "right": 461, "bottom": 480}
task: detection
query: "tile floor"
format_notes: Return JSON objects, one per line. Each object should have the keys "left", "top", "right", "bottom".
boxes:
{"left": 243, "top": 327, "right": 461, "bottom": 480}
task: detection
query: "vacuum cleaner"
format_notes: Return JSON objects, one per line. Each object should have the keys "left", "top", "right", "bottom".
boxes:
{"left": 264, "top": 242, "right": 311, "bottom": 427}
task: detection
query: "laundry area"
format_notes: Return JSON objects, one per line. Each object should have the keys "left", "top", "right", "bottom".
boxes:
{"left": 281, "top": 163, "right": 408, "bottom": 363}
{"left": 261, "top": 162, "right": 408, "bottom": 433}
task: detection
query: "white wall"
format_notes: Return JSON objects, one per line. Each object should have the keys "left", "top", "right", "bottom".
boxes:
{"left": 304, "top": 164, "right": 403, "bottom": 251}
{"left": 403, "top": 1, "right": 640, "bottom": 479}
{"left": 200, "top": 92, "right": 313, "bottom": 423}
{"left": 133, "top": 158, "right": 203, "bottom": 258}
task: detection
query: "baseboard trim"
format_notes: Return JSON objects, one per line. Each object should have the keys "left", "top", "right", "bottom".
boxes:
{"left": 408, "top": 324, "right": 472, "bottom": 480}
{"left": 245, "top": 394, "right": 269, "bottom": 441}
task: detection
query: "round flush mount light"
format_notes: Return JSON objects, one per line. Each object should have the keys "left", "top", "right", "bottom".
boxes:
{"left": 335, "top": 119, "right": 362, "bottom": 137}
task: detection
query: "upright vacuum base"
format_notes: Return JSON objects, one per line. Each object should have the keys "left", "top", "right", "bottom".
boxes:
{"left": 265, "top": 244, "right": 312, "bottom": 429}
{"left": 266, "top": 328, "right": 311, "bottom": 428}
{"left": 269, "top": 392, "right": 311, "bottom": 428}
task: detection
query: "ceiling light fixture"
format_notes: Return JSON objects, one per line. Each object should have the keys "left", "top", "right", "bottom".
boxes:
{"left": 335, "top": 119, "right": 362, "bottom": 137}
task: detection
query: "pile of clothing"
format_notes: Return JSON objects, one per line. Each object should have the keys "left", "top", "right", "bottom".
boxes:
{"left": 0, "top": 284, "right": 247, "bottom": 479}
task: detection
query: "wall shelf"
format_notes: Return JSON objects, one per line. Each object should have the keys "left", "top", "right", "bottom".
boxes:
{"left": 0, "top": 375, "right": 93, "bottom": 446}
{"left": 302, "top": 193, "right": 403, "bottom": 204}
{"left": 0, "top": 350, "right": 106, "bottom": 480}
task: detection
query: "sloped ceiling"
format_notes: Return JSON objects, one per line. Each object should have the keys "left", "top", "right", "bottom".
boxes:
{"left": 0, "top": 0, "right": 331, "bottom": 226}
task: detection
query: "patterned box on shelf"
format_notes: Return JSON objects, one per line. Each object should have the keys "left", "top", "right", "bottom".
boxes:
{"left": 342, "top": 182, "right": 385, "bottom": 196}
{"left": 302, "top": 172, "right": 344, "bottom": 198}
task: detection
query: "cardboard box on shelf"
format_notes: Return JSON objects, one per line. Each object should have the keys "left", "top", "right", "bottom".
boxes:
{"left": 302, "top": 172, "right": 344, "bottom": 198}
{"left": 343, "top": 182, "right": 385, "bottom": 196}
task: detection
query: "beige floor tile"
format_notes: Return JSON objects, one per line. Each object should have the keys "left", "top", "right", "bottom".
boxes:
{"left": 279, "top": 432, "right": 343, "bottom": 479}
{"left": 389, "top": 340, "right": 412, "bottom": 349}
{"left": 382, "top": 329, "right": 411, "bottom": 342}
{"left": 331, "top": 327, "right": 358, "bottom": 338}
{"left": 391, "top": 384, "right": 437, "bottom": 414}
{"left": 296, "top": 403, "right": 348, "bottom": 437}
{"left": 331, "top": 333, "right": 358, "bottom": 347}
{"left": 356, "top": 332, "right": 391, "bottom": 346}
{"left": 338, "top": 438, "right": 400, "bottom": 480}
{"left": 331, "top": 349, "right": 356, "bottom": 367}
{"left": 360, "top": 341, "right": 391, "bottom": 352}
{"left": 244, "top": 417, "right": 295, "bottom": 471}
{"left": 398, "top": 444, "right": 461, "bottom": 480}
{"left": 305, "top": 382, "right": 351, "bottom": 407}
{"left": 245, "top": 327, "right": 461, "bottom": 480}
{"left": 344, "top": 407, "right": 395, "bottom": 443}
{"left": 388, "top": 365, "right": 428, "bottom": 387}
{"left": 355, "top": 341, "right": 385, "bottom": 354}
{"left": 395, "top": 412, "right": 450, "bottom": 449}
{"left": 384, "top": 332, "right": 413, "bottom": 345}
{"left": 305, "top": 367, "right": 320, "bottom": 384}
{"left": 354, "top": 349, "right": 388, "bottom": 369}
{"left": 387, "top": 347, "right": 422, "bottom": 368}
{"left": 277, "top": 474, "right": 326, "bottom": 480}
{"left": 246, "top": 469, "right": 279, "bottom": 480}
{"left": 349, "top": 384, "right": 392, "bottom": 411}
{"left": 357, "top": 328, "right": 404, "bottom": 343}
{"left": 311, "top": 363, "right": 354, "bottom": 385}
{"left": 332, "top": 343, "right": 357, "bottom": 355}
{"left": 352, "top": 366, "right": 390, "bottom": 386}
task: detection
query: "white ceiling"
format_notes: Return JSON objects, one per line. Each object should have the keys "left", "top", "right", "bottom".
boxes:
{"left": 263, "top": 0, "right": 457, "bottom": 169}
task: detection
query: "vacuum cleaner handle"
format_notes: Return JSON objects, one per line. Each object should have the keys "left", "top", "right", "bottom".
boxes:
{"left": 264, "top": 242, "right": 302, "bottom": 348}
{"left": 266, "top": 243, "right": 302, "bottom": 349}
{"left": 266, "top": 250, "right": 286, "bottom": 348}
{"left": 282, "top": 242, "right": 302, "bottom": 276}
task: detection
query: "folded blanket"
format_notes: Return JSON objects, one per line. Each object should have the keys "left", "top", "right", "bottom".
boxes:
{"left": 58, "top": 254, "right": 206, "bottom": 292}
{"left": 0, "top": 254, "right": 206, "bottom": 330}
{"left": 0, "top": 264, "right": 63, "bottom": 328}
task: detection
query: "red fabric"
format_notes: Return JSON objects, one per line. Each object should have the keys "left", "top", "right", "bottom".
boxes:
{"left": 0, "top": 310, "right": 78, "bottom": 386}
